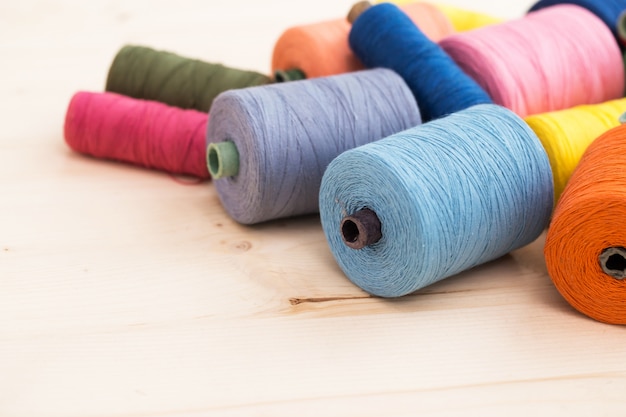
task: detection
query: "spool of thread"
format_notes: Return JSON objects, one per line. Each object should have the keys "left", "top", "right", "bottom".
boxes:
{"left": 528, "top": 0, "right": 626, "bottom": 48}
{"left": 434, "top": 3, "right": 503, "bottom": 31}
{"left": 272, "top": 2, "right": 454, "bottom": 80}
{"left": 64, "top": 91, "right": 209, "bottom": 179}
{"left": 348, "top": 2, "right": 492, "bottom": 122}
{"left": 206, "top": 68, "right": 421, "bottom": 224}
{"left": 525, "top": 98, "right": 626, "bottom": 201}
{"left": 105, "top": 45, "right": 271, "bottom": 113}
{"left": 319, "top": 104, "right": 553, "bottom": 298}
{"left": 440, "top": 5, "right": 624, "bottom": 118}
{"left": 385, "top": 0, "right": 503, "bottom": 31}
{"left": 544, "top": 123, "right": 626, "bottom": 324}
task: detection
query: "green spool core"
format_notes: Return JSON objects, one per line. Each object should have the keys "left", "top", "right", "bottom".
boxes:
{"left": 207, "top": 141, "right": 239, "bottom": 179}
{"left": 618, "top": 10, "right": 626, "bottom": 46}
{"left": 273, "top": 68, "right": 306, "bottom": 83}
{"left": 619, "top": 111, "right": 626, "bottom": 124}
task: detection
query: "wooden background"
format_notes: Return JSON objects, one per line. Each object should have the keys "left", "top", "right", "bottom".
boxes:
{"left": 2, "top": 0, "right": 626, "bottom": 415}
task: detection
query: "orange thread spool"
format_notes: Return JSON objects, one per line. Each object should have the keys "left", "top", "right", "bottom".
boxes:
{"left": 271, "top": 2, "right": 454, "bottom": 80}
{"left": 544, "top": 123, "right": 626, "bottom": 324}
{"left": 402, "top": 2, "right": 455, "bottom": 40}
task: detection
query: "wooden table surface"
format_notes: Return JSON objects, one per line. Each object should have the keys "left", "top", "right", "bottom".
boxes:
{"left": 2, "top": 0, "right": 626, "bottom": 416}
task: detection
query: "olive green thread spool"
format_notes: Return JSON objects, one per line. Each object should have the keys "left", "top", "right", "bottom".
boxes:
{"left": 106, "top": 45, "right": 271, "bottom": 112}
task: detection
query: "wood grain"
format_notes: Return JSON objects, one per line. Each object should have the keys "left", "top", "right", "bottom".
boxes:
{"left": 1, "top": 0, "right": 625, "bottom": 416}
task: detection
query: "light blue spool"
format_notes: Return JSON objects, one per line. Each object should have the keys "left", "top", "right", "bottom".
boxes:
{"left": 319, "top": 104, "right": 554, "bottom": 297}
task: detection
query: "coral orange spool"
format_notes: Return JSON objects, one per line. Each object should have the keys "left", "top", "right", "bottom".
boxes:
{"left": 544, "top": 123, "right": 626, "bottom": 324}
{"left": 271, "top": 2, "right": 454, "bottom": 80}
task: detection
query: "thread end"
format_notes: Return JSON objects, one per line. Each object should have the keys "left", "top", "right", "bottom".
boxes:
{"left": 274, "top": 68, "right": 306, "bottom": 83}
{"left": 347, "top": 1, "right": 372, "bottom": 24}
{"left": 207, "top": 141, "right": 239, "bottom": 179}
{"left": 340, "top": 208, "right": 382, "bottom": 249}
{"left": 599, "top": 247, "right": 626, "bottom": 280}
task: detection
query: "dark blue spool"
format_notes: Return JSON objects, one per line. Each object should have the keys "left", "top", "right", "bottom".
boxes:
{"left": 348, "top": 2, "right": 493, "bottom": 122}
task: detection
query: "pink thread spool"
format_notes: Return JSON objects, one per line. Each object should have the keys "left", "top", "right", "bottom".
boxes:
{"left": 440, "top": 4, "right": 624, "bottom": 117}
{"left": 64, "top": 92, "right": 210, "bottom": 179}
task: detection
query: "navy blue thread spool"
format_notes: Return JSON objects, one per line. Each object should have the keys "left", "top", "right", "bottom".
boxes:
{"left": 348, "top": 2, "right": 493, "bottom": 122}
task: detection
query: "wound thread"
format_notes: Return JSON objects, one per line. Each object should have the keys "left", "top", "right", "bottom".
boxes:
{"left": 348, "top": 2, "right": 492, "bottom": 122}
{"left": 383, "top": 0, "right": 503, "bottom": 31}
{"left": 106, "top": 45, "right": 271, "bottom": 112}
{"left": 440, "top": 5, "right": 624, "bottom": 117}
{"left": 206, "top": 68, "right": 421, "bottom": 224}
{"left": 545, "top": 123, "right": 626, "bottom": 324}
{"left": 434, "top": 3, "right": 503, "bottom": 31}
{"left": 64, "top": 92, "right": 209, "bottom": 179}
{"left": 524, "top": 97, "right": 626, "bottom": 201}
{"left": 528, "top": 0, "right": 626, "bottom": 49}
{"left": 272, "top": 2, "right": 453, "bottom": 80}
{"left": 319, "top": 104, "right": 553, "bottom": 297}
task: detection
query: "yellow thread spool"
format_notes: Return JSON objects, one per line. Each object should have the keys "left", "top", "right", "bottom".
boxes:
{"left": 434, "top": 3, "right": 503, "bottom": 31}
{"left": 384, "top": 1, "right": 503, "bottom": 31}
{"left": 524, "top": 98, "right": 626, "bottom": 202}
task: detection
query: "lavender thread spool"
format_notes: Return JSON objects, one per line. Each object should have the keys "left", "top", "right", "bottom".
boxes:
{"left": 206, "top": 68, "right": 421, "bottom": 224}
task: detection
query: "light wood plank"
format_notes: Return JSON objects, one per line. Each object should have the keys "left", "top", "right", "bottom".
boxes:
{"left": 2, "top": 0, "right": 626, "bottom": 416}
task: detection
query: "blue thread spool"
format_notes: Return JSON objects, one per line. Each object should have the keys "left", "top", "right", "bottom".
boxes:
{"left": 348, "top": 2, "right": 493, "bottom": 122}
{"left": 319, "top": 104, "right": 554, "bottom": 297}
{"left": 206, "top": 68, "right": 421, "bottom": 224}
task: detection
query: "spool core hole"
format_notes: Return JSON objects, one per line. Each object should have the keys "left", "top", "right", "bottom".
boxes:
{"left": 342, "top": 219, "right": 360, "bottom": 243}
{"left": 340, "top": 208, "right": 382, "bottom": 250}
{"left": 274, "top": 71, "right": 287, "bottom": 83}
{"left": 206, "top": 141, "right": 239, "bottom": 179}
{"left": 207, "top": 146, "right": 220, "bottom": 177}
{"left": 273, "top": 69, "right": 306, "bottom": 83}
{"left": 599, "top": 247, "right": 626, "bottom": 279}
{"left": 606, "top": 254, "right": 626, "bottom": 273}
